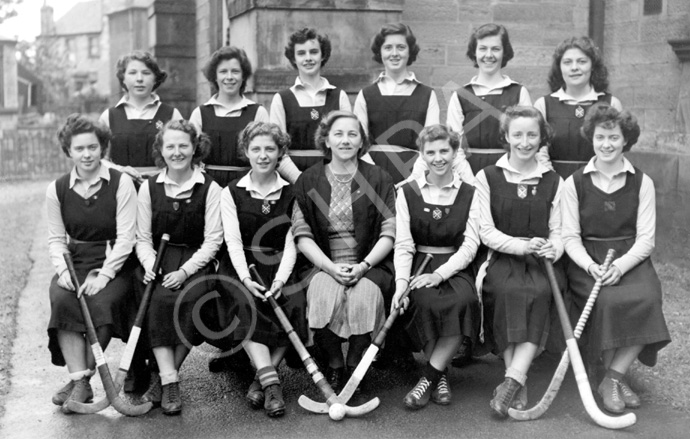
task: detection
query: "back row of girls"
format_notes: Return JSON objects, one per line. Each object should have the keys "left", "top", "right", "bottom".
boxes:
{"left": 46, "top": 20, "right": 668, "bottom": 419}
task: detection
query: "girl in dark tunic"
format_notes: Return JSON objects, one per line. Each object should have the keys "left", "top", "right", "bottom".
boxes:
{"left": 46, "top": 114, "right": 137, "bottom": 413}
{"left": 534, "top": 36, "right": 622, "bottom": 178}
{"left": 216, "top": 122, "right": 307, "bottom": 417}
{"left": 135, "top": 120, "right": 222, "bottom": 415}
{"left": 292, "top": 110, "right": 396, "bottom": 393}
{"left": 189, "top": 46, "right": 270, "bottom": 188}
{"left": 392, "top": 125, "right": 480, "bottom": 410}
{"left": 353, "top": 23, "right": 440, "bottom": 185}
{"left": 475, "top": 106, "right": 565, "bottom": 417}
{"left": 562, "top": 104, "right": 670, "bottom": 414}
{"left": 99, "top": 51, "right": 182, "bottom": 183}
{"left": 270, "top": 28, "right": 351, "bottom": 178}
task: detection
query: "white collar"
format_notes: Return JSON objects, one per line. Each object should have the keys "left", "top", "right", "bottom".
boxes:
{"left": 583, "top": 156, "right": 635, "bottom": 176}
{"left": 465, "top": 75, "right": 518, "bottom": 90}
{"left": 496, "top": 153, "right": 551, "bottom": 178}
{"left": 551, "top": 87, "right": 605, "bottom": 103}
{"left": 115, "top": 93, "right": 161, "bottom": 108}
{"left": 375, "top": 71, "right": 420, "bottom": 85}
{"left": 418, "top": 171, "right": 462, "bottom": 190}
{"left": 203, "top": 94, "right": 256, "bottom": 111}
{"left": 293, "top": 76, "right": 334, "bottom": 92}
{"left": 70, "top": 163, "right": 110, "bottom": 188}
{"left": 156, "top": 166, "right": 205, "bottom": 186}
{"left": 236, "top": 171, "right": 289, "bottom": 196}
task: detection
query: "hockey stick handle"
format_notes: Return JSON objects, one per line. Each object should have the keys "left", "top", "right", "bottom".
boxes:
{"left": 544, "top": 259, "right": 635, "bottom": 429}
{"left": 63, "top": 253, "right": 152, "bottom": 416}
{"left": 573, "top": 249, "right": 615, "bottom": 337}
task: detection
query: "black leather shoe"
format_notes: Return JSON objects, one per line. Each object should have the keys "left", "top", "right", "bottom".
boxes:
{"left": 161, "top": 382, "right": 182, "bottom": 416}
{"left": 140, "top": 372, "right": 162, "bottom": 406}
{"left": 451, "top": 338, "right": 473, "bottom": 368}
{"left": 61, "top": 377, "right": 93, "bottom": 414}
{"left": 325, "top": 367, "right": 346, "bottom": 394}
{"left": 263, "top": 384, "right": 285, "bottom": 418}
{"left": 490, "top": 377, "right": 521, "bottom": 417}
{"left": 52, "top": 380, "right": 76, "bottom": 406}
{"left": 245, "top": 379, "right": 264, "bottom": 409}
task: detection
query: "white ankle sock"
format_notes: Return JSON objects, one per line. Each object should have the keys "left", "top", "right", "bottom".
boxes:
{"left": 505, "top": 367, "right": 527, "bottom": 386}
{"left": 69, "top": 369, "right": 89, "bottom": 381}
{"left": 159, "top": 370, "right": 179, "bottom": 386}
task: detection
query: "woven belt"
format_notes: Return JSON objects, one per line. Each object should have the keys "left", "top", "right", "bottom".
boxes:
{"left": 368, "top": 145, "right": 415, "bottom": 153}
{"left": 468, "top": 148, "right": 505, "bottom": 154}
{"left": 68, "top": 237, "right": 112, "bottom": 245}
{"left": 203, "top": 164, "right": 250, "bottom": 172}
{"left": 416, "top": 245, "right": 457, "bottom": 254}
{"left": 288, "top": 150, "right": 323, "bottom": 157}
{"left": 584, "top": 236, "right": 635, "bottom": 242}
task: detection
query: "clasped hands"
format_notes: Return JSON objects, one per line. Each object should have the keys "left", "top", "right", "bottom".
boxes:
{"left": 58, "top": 270, "right": 110, "bottom": 298}
{"left": 243, "top": 278, "right": 284, "bottom": 302}
{"left": 588, "top": 262, "right": 623, "bottom": 286}
{"left": 391, "top": 272, "right": 443, "bottom": 314}
{"left": 327, "top": 262, "right": 369, "bottom": 287}
{"left": 526, "top": 237, "right": 556, "bottom": 260}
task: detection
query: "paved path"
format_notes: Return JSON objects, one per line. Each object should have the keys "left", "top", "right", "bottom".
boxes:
{"left": 0, "top": 202, "right": 688, "bottom": 439}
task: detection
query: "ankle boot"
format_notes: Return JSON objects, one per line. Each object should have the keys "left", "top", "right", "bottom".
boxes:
{"left": 490, "top": 377, "right": 521, "bottom": 417}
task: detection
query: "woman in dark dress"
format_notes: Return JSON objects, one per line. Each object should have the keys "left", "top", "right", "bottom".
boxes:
{"left": 292, "top": 110, "right": 396, "bottom": 392}
{"left": 46, "top": 114, "right": 137, "bottom": 413}
{"left": 135, "top": 120, "right": 223, "bottom": 415}
{"left": 392, "top": 125, "right": 480, "bottom": 409}
{"left": 475, "top": 106, "right": 565, "bottom": 417}
{"left": 562, "top": 104, "right": 670, "bottom": 414}
{"left": 216, "top": 122, "right": 307, "bottom": 417}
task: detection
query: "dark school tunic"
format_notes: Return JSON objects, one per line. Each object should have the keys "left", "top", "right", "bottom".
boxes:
{"left": 401, "top": 181, "right": 479, "bottom": 350}
{"left": 48, "top": 168, "right": 133, "bottom": 366}
{"left": 279, "top": 88, "right": 341, "bottom": 172}
{"left": 200, "top": 104, "right": 258, "bottom": 187}
{"left": 458, "top": 83, "right": 522, "bottom": 174}
{"left": 567, "top": 168, "right": 670, "bottom": 366}
{"left": 481, "top": 166, "right": 565, "bottom": 352}
{"left": 138, "top": 173, "right": 216, "bottom": 348}
{"left": 213, "top": 182, "right": 308, "bottom": 348}
{"left": 544, "top": 93, "right": 612, "bottom": 178}
{"left": 108, "top": 103, "right": 175, "bottom": 168}
{"left": 362, "top": 83, "right": 433, "bottom": 184}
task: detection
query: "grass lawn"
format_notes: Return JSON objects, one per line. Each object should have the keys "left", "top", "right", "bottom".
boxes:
{"left": 0, "top": 179, "right": 688, "bottom": 417}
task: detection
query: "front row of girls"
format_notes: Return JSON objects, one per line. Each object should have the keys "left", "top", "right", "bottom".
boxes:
{"left": 47, "top": 102, "right": 668, "bottom": 417}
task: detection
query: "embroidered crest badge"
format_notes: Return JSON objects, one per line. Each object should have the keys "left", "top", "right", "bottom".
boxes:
{"left": 173, "top": 201, "right": 180, "bottom": 211}
{"left": 604, "top": 201, "right": 616, "bottom": 212}
{"left": 517, "top": 184, "right": 528, "bottom": 199}
{"left": 432, "top": 207, "right": 442, "bottom": 220}
{"left": 262, "top": 200, "right": 271, "bottom": 215}
{"left": 575, "top": 106, "right": 585, "bottom": 118}
{"left": 156, "top": 120, "right": 164, "bottom": 130}
{"left": 310, "top": 109, "right": 320, "bottom": 120}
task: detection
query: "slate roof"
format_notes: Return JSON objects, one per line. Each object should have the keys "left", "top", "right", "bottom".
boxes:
{"left": 54, "top": 1, "right": 102, "bottom": 36}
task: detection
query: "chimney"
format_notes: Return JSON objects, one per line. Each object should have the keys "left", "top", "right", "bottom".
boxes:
{"left": 41, "top": 1, "right": 56, "bottom": 36}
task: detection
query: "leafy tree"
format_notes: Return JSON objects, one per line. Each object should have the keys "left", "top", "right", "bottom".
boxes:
{"left": 0, "top": 0, "right": 22, "bottom": 24}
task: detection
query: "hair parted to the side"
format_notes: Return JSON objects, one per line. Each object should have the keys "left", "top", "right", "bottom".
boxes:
{"left": 238, "top": 121, "right": 291, "bottom": 163}
{"left": 152, "top": 119, "right": 211, "bottom": 168}
{"left": 314, "top": 110, "right": 370, "bottom": 160}
{"left": 116, "top": 50, "right": 168, "bottom": 92}
{"left": 498, "top": 105, "right": 554, "bottom": 151}
{"left": 370, "top": 22, "right": 421, "bottom": 66}
{"left": 57, "top": 113, "right": 111, "bottom": 158}
{"left": 284, "top": 28, "right": 332, "bottom": 69}
{"left": 202, "top": 46, "right": 253, "bottom": 96}
{"left": 547, "top": 36, "right": 609, "bottom": 93}
{"left": 466, "top": 23, "right": 514, "bottom": 68}
{"left": 580, "top": 103, "right": 640, "bottom": 152}
{"left": 416, "top": 124, "right": 461, "bottom": 152}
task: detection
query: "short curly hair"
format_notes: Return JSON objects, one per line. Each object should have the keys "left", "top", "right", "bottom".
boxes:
{"left": 416, "top": 124, "right": 461, "bottom": 152}
{"left": 284, "top": 28, "right": 332, "bottom": 69}
{"left": 115, "top": 50, "right": 168, "bottom": 93}
{"left": 580, "top": 103, "right": 640, "bottom": 152}
{"left": 152, "top": 120, "right": 211, "bottom": 168}
{"left": 237, "top": 121, "right": 290, "bottom": 164}
{"left": 547, "top": 36, "right": 609, "bottom": 93}
{"left": 498, "top": 105, "right": 554, "bottom": 151}
{"left": 202, "top": 46, "right": 253, "bottom": 96}
{"left": 466, "top": 23, "right": 514, "bottom": 68}
{"left": 370, "top": 22, "right": 421, "bottom": 66}
{"left": 314, "top": 110, "right": 370, "bottom": 160}
{"left": 57, "top": 113, "right": 111, "bottom": 158}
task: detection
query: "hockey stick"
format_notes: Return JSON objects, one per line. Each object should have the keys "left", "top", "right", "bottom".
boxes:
{"left": 509, "top": 249, "right": 615, "bottom": 420}
{"left": 63, "top": 253, "right": 153, "bottom": 416}
{"left": 64, "top": 234, "right": 170, "bottom": 413}
{"left": 326, "top": 253, "right": 434, "bottom": 407}
{"left": 248, "top": 265, "right": 379, "bottom": 421}
{"left": 541, "top": 258, "right": 635, "bottom": 429}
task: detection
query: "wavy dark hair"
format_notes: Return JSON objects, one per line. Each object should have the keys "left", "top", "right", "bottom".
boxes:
{"left": 284, "top": 28, "right": 332, "bottom": 69}
{"left": 57, "top": 113, "right": 111, "bottom": 158}
{"left": 202, "top": 46, "right": 253, "bottom": 96}
{"left": 416, "top": 124, "right": 461, "bottom": 152}
{"left": 547, "top": 36, "right": 609, "bottom": 93}
{"left": 237, "top": 121, "right": 290, "bottom": 164}
{"left": 498, "top": 105, "right": 553, "bottom": 151}
{"left": 370, "top": 22, "right": 420, "bottom": 66}
{"left": 115, "top": 50, "right": 168, "bottom": 92}
{"left": 314, "top": 110, "right": 370, "bottom": 160}
{"left": 466, "top": 23, "right": 514, "bottom": 68}
{"left": 152, "top": 120, "right": 211, "bottom": 168}
{"left": 580, "top": 103, "right": 640, "bottom": 152}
